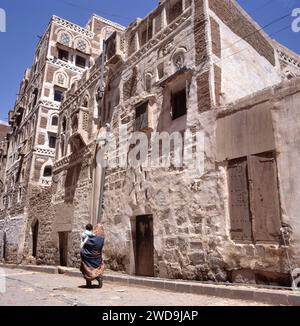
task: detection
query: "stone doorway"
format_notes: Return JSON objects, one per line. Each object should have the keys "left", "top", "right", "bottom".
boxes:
{"left": 59, "top": 232, "right": 69, "bottom": 266}
{"left": 135, "top": 215, "right": 154, "bottom": 277}
{"left": 32, "top": 220, "right": 39, "bottom": 258}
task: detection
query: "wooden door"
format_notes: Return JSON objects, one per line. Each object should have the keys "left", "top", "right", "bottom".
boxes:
{"left": 228, "top": 158, "right": 252, "bottom": 242}
{"left": 32, "top": 221, "right": 39, "bottom": 258}
{"left": 248, "top": 153, "right": 281, "bottom": 243}
{"left": 59, "top": 232, "right": 68, "bottom": 267}
{"left": 136, "top": 215, "right": 154, "bottom": 277}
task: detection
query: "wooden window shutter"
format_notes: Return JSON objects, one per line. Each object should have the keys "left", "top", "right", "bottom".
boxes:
{"left": 248, "top": 153, "right": 281, "bottom": 243}
{"left": 228, "top": 157, "right": 252, "bottom": 242}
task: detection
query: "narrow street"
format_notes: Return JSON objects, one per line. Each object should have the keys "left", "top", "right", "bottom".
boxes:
{"left": 0, "top": 268, "right": 268, "bottom": 306}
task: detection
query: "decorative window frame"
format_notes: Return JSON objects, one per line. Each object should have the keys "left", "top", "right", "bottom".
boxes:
{"left": 54, "top": 70, "right": 69, "bottom": 88}
{"left": 50, "top": 114, "right": 59, "bottom": 127}
{"left": 56, "top": 29, "right": 73, "bottom": 47}
{"left": 74, "top": 37, "right": 91, "bottom": 54}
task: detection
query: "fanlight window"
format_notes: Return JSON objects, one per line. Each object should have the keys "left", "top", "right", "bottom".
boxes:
{"left": 77, "top": 39, "right": 87, "bottom": 52}
{"left": 57, "top": 73, "right": 65, "bottom": 86}
{"left": 60, "top": 33, "right": 71, "bottom": 46}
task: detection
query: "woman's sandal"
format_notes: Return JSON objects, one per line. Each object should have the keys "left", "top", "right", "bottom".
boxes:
{"left": 97, "top": 277, "right": 103, "bottom": 289}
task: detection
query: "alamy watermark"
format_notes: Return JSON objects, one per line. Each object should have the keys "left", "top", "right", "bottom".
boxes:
{"left": 292, "top": 8, "right": 300, "bottom": 32}
{"left": 0, "top": 268, "right": 6, "bottom": 294}
{"left": 96, "top": 125, "right": 205, "bottom": 178}
{"left": 0, "top": 8, "right": 6, "bottom": 33}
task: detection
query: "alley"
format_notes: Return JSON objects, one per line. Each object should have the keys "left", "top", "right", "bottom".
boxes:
{"left": 0, "top": 268, "right": 269, "bottom": 306}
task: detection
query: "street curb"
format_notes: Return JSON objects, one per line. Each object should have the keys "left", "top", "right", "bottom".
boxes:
{"left": 0, "top": 263, "right": 58, "bottom": 274}
{"left": 2, "top": 263, "right": 300, "bottom": 306}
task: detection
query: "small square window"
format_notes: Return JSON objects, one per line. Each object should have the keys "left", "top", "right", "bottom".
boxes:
{"left": 58, "top": 49, "right": 69, "bottom": 62}
{"left": 54, "top": 89, "right": 63, "bottom": 102}
{"left": 75, "top": 55, "right": 86, "bottom": 68}
{"left": 43, "top": 166, "right": 53, "bottom": 177}
{"left": 171, "top": 89, "right": 187, "bottom": 120}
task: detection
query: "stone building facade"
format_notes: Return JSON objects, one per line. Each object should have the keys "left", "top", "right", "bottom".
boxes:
{"left": 0, "top": 13, "right": 124, "bottom": 263}
{"left": 1, "top": 0, "right": 300, "bottom": 285}
{"left": 0, "top": 122, "right": 9, "bottom": 217}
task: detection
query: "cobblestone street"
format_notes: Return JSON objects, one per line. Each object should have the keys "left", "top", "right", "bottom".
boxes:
{"left": 0, "top": 268, "right": 269, "bottom": 306}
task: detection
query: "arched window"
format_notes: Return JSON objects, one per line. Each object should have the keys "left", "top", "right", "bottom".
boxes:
{"left": 62, "top": 117, "right": 67, "bottom": 133}
{"left": 145, "top": 73, "right": 152, "bottom": 92}
{"left": 43, "top": 166, "right": 53, "bottom": 177}
{"left": 32, "top": 88, "right": 39, "bottom": 109}
{"left": 51, "top": 115, "right": 59, "bottom": 126}
{"left": 82, "top": 97, "right": 89, "bottom": 108}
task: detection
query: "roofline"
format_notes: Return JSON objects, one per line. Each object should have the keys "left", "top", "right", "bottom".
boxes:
{"left": 87, "top": 14, "right": 126, "bottom": 31}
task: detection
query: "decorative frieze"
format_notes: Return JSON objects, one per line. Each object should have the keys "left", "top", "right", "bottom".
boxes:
{"left": 39, "top": 99, "right": 60, "bottom": 109}
{"left": 277, "top": 50, "right": 300, "bottom": 70}
{"left": 52, "top": 15, "right": 95, "bottom": 39}
{"left": 47, "top": 57, "right": 85, "bottom": 74}
{"left": 35, "top": 147, "right": 56, "bottom": 157}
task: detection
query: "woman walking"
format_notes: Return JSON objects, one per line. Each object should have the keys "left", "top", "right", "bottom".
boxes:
{"left": 80, "top": 224, "right": 105, "bottom": 288}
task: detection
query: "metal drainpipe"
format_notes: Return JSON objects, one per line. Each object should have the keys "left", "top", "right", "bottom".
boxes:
{"left": 97, "top": 162, "right": 107, "bottom": 224}
{"left": 96, "top": 38, "right": 108, "bottom": 224}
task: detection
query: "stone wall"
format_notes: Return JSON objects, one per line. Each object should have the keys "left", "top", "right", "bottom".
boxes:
{"left": 101, "top": 79, "right": 300, "bottom": 285}
{"left": 0, "top": 215, "right": 27, "bottom": 263}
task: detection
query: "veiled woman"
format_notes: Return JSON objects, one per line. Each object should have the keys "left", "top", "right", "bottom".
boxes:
{"left": 80, "top": 224, "right": 105, "bottom": 288}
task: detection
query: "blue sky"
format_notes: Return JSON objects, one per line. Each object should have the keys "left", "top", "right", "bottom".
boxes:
{"left": 0, "top": 0, "right": 299, "bottom": 122}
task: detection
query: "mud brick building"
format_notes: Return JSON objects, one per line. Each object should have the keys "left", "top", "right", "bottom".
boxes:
{"left": 0, "top": 13, "right": 124, "bottom": 263}
{"left": 1, "top": 0, "right": 300, "bottom": 285}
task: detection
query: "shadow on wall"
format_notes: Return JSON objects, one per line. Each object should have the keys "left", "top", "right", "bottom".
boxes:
{"left": 64, "top": 162, "right": 82, "bottom": 204}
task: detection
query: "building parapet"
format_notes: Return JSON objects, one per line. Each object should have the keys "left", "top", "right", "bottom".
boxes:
{"left": 52, "top": 15, "right": 95, "bottom": 39}
{"left": 88, "top": 14, "right": 126, "bottom": 31}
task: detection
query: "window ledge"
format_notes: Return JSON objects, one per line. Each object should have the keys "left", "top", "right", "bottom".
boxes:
{"left": 157, "top": 67, "right": 192, "bottom": 87}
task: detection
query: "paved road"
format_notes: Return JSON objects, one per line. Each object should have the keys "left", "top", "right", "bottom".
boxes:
{"left": 0, "top": 268, "right": 268, "bottom": 306}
